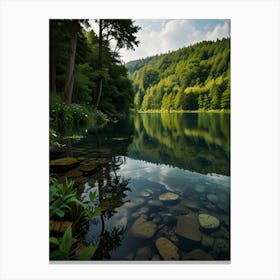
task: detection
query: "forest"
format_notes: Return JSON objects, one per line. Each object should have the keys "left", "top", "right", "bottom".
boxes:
{"left": 50, "top": 19, "right": 140, "bottom": 131}
{"left": 127, "top": 37, "right": 230, "bottom": 112}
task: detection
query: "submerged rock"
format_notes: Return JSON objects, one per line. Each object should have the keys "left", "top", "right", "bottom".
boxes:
{"left": 79, "top": 163, "right": 99, "bottom": 173}
{"left": 135, "top": 246, "right": 153, "bottom": 260}
{"left": 151, "top": 254, "right": 161, "bottom": 261}
{"left": 182, "top": 249, "right": 214, "bottom": 260}
{"left": 152, "top": 215, "right": 161, "bottom": 224}
{"left": 207, "top": 194, "right": 219, "bottom": 204}
{"left": 139, "top": 191, "right": 151, "bottom": 197}
{"left": 92, "top": 148, "right": 111, "bottom": 155}
{"left": 50, "top": 157, "right": 79, "bottom": 172}
{"left": 198, "top": 214, "right": 220, "bottom": 230}
{"left": 180, "top": 199, "right": 201, "bottom": 211}
{"left": 175, "top": 214, "right": 201, "bottom": 242}
{"left": 139, "top": 206, "right": 149, "bottom": 214}
{"left": 77, "top": 156, "right": 85, "bottom": 161}
{"left": 158, "top": 192, "right": 179, "bottom": 201}
{"left": 124, "top": 197, "right": 145, "bottom": 209}
{"left": 73, "top": 176, "right": 87, "bottom": 186}
{"left": 155, "top": 237, "right": 179, "bottom": 260}
{"left": 79, "top": 158, "right": 109, "bottom": 173}
{"left": 194, "top": 185, "right": 206, "bottom": 193}
{"left": 212, "top": 238, "right": 230, "bottom": 259}
{"left": 130, "top": 217, "right": 157, "bottom": 239}
{"left": 216, "top": 193, "right": 230, "bottom": 212}
{"left": 204, "top": 203, "right": 219, "bottom": 212}
{"left": 147, "top": 200, "right": 163, "bottom": 207}
{"left": 67, "top": 168, "right": 83, "bottom": 178}
{"left": 211, "top": 227, "right": 229, "bottom": 239}
{"left": 201, "top": 233, "right": 215, "bottom": 248}
{"left": 169, "top": 203, "right": 189, "bottom": 215}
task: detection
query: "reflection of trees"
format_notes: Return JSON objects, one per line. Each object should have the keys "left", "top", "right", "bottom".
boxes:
{"left": 92, "top": 227, "right": 124, "bottom": 260}
{"left": 84, "top": 157, "right": 131, "bottom": 260}
{"left": 129, "top": 113, "right": 230, "bottom": 175}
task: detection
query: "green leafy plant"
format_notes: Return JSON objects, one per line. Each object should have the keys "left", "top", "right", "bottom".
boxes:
{"left": 49, "top": 128, "right": 63, "bottom": 148}
{"left": 50, "top": 177, "right": 85, "bottom": 219}
{"left": 50, "top": 102, "right": 90, "bottom": 131}
{"left": 50, "top": 225, "right": 97, "bottom": 260}
{"left": 49, "top": 177, "right": 106, "bottom": 260}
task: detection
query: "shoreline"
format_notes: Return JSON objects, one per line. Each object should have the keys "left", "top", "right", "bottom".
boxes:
{"left": 136, "top": 109, "right": 230, "bottom": 114}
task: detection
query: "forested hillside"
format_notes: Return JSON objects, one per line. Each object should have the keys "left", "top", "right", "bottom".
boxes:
{"left": 126, "top": 38, "right": 230, "bottom": 111}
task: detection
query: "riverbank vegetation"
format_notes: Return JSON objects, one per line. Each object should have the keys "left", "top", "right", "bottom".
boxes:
{"left": 49, "top": 19, "right": 140, "bottom": 260}
{"left": 50, "top": 19, "right": 140, "bottom": 132}
{"left": 126, "top": 38, "right": 230, "bottom": 112}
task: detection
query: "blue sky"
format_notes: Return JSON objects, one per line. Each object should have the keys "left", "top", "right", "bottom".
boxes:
{"left": 119, "top": 19, "right": 230, "bottom": 63}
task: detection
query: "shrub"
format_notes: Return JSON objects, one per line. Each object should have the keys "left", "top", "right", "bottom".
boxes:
{"left": 50, "top": 102, "right": 89, "bottom": 131}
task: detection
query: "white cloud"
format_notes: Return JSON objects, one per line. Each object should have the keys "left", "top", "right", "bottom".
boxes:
{"left": 205, "top": 21, "right": 230, "bottom": 41}
{"left": 120, "top": 19, "right": 230, "bottom": 63}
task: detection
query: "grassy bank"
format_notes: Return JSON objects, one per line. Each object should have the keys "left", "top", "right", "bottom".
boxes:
{"left": 137, "top": 109, "right": 230, "bottom": 113}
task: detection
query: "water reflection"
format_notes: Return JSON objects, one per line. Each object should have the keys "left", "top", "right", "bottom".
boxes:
{"left": 50, "top": 113, "right": 230, "bottom": 261}
{"left": 129, "top": 113, "right": 230, "bottom": 175}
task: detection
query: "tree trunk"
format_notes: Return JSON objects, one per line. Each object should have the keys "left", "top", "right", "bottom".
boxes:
{"left": 62, "top": 20, "right": 78, "bottom": 105}
{"left": 50, "top": 51, "right": 56, "bottom": 95}
{"left": 95, "top": 20, "right": 103, "bottom": 109}
{"left": 95, "top": 79, "right": 102, "bottom": 108}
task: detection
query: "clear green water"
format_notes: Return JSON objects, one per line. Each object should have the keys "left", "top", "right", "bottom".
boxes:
{"left": 51, "top": 112, "right": 230, "bottom": 261}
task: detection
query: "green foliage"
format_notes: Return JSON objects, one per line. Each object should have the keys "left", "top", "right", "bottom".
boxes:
{"left": 50, "top": 100, "right": 89, "bottom": 130}
{"left": 77, "top": 245, "right": 97, "bottom": 260}
{"left": 49, "top": 177, "right": 105, "bottom": 260}
{"left": 50, "top": 19, "right": 138, "bottom": 119}
{"left": 72, "top": 63, "right": 95, "bottom": 103}
{"left": 128, "top": 38, "right": 230, "bottom": 111}
{"left": 59, "top": 225, "right": 72, "bottom": 254}
{"left": 49, "top": 177, "right": 85, "bottom": 219}
{"left": 49, "top": 128, "right": 63, "bottom": 148}
{"left": 63, "top": 134, "right": 84, "bottom": 140}
{"left": 50, "top": 225, "right": 97, "bottom": 260}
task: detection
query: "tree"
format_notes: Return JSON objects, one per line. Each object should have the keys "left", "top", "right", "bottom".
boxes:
{"left": 49, "top": 20, "right": 70, "bottom": 95}
{"left": 185, "top": 91, "right": 198, "bottom": 110}
{"left": 61, "top": 20, "right": 90, "bottom": 105}
{"left": 62, "top": 20, "right": 80, "bottom": 104}
{"left": 142, "top": 68, "right": 160, "bottom": 90}
{"left": 95, "top": 20, "right": 141, "bottom": 109}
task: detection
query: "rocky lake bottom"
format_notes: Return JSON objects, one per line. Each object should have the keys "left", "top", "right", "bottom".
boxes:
{"left": 50, "top": 147, "right": 230, "bottom": 261}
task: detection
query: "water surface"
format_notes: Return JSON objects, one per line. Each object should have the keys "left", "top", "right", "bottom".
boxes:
{"left": 51, "top": 112, "right": 230, "bottom": 261}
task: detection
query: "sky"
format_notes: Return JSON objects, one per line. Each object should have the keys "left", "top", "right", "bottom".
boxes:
{"left": 117, "top": 19, "right": 230, "bottom": 63}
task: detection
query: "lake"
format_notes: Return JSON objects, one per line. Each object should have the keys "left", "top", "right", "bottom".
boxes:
{"left": 50, "top": 112, "right": 230, "bottom": 261}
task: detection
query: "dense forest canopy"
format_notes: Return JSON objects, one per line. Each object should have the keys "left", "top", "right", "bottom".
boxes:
{"left": 49, "top": 19, "right": 140, "bottom": 117}
{"left": 126, "top": 37, "right": 230, "bottom": 111}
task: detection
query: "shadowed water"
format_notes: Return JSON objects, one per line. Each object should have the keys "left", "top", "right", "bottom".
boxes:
{"left": 50, "top": 112, "right": 230, "bottom": 261}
